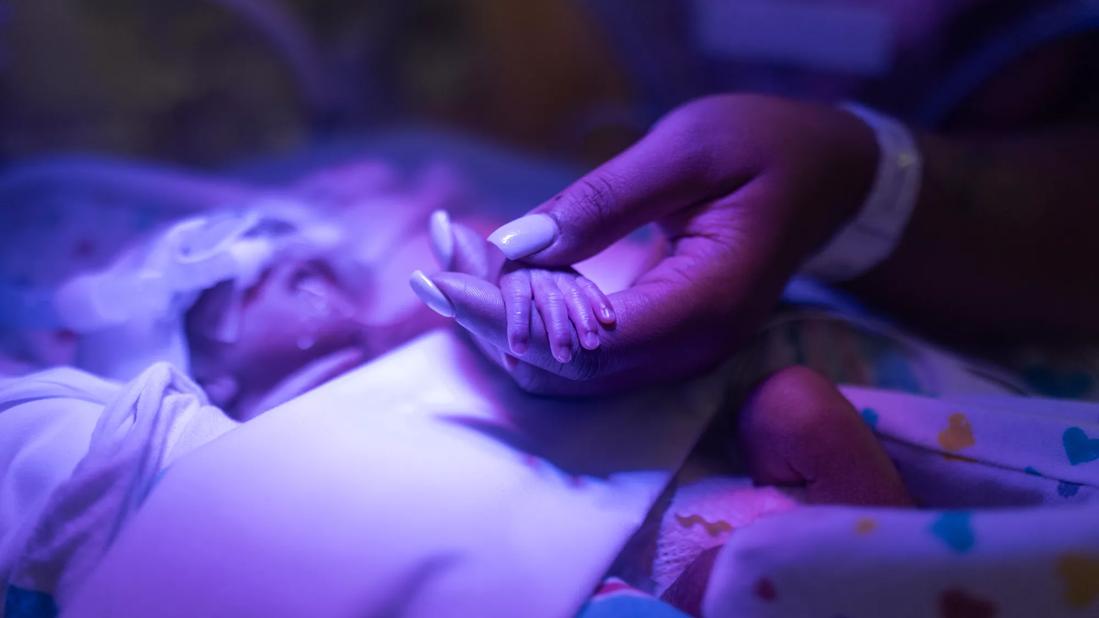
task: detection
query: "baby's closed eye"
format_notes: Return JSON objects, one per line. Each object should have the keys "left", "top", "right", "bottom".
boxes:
{"left": 499, "top": 267, "right": 615, "bottom": 363}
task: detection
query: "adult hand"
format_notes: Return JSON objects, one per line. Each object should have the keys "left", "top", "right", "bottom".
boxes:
{"left": 422, "top": 95, "right": 878, "bottom": 394}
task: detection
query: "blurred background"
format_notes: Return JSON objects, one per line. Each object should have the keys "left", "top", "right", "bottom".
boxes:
{"left": 4, "top": 0, "right": 1099, "bottom": 406}
{"left": 0, "top": 0, "right": 647, "bottom": 168}
{"left": 4, "top": 1, "right": 1098, "bottom": 169}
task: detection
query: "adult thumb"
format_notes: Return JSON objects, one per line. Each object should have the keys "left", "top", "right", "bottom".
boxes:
{"left": 487, "top": 125, "right": 715, "bottom": 266}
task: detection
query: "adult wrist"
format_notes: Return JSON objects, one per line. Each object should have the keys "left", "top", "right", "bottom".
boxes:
{"left": 802, "top": 104, "right": 923, "bottom": 282}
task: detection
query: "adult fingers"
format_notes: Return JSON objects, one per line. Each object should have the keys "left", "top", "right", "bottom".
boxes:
{"left": 429, "top": 209, "right": 498, "bottom": 279}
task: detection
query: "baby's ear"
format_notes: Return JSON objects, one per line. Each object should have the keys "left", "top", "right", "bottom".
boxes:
{"left": 429, "top": 210, "right": 502, "bottom": 280}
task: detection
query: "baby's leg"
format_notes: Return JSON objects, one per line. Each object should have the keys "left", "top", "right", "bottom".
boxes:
{"left": 738, "top": 366, "right": 912, "bottom": 506}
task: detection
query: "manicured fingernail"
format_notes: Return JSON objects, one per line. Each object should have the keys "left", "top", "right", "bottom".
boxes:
{"left": 409, "top": 270, "right": 454, "bottom": 317}
{"left": 581, "top": 330, "right": 600, "bottom": 350}
{"left": 487, "top": 214, "right": 557, "bottom": 260}
{"left": 428, "top": 209, "right": 453, "bottom": 268}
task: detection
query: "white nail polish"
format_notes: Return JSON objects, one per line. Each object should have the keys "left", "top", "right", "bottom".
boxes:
{"left": 428, "top": 209, "right": 453, "bottom": 268}
{"left": 409, "top": 270, "right": 455, "bottom": 317}
{"left": 487, "top": 214, "right": 557, "bottom": 260}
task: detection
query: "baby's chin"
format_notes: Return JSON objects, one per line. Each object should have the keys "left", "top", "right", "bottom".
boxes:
{"left": 188, "top": 302, "right": 446, "bottom": 420}
{"left": 189, "top": 348, "right": 354, "bottom": 421}
{"left": 187, "top": 322, "right": 357, "bottom": 412}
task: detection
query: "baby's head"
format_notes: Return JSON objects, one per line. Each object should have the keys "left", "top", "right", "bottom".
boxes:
{"left": 186, "top": 253, "right": 371, "bottom": 417}
{"left": 42, "top": 160, "right": 467, "bottom": 418}
{"left": 183, "top": 167, "right": 465, "bottom": 417}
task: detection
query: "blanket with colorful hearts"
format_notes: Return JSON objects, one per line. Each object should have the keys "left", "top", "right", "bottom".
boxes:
{"left": 579, "top": 307, "right": 1099, "bottom": 618}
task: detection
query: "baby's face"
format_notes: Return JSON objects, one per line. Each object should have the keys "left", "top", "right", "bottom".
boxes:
{"left": 185, "top": 159, "right": 465, "bottom": 412}
{"left": 238, "top": 258, "right": 364, "bottom": 362}
{"left": 187, "top": 235, "right": 447, "bottom": 415}
{"left": 187, "top": 257, "right": 368, "bottom": 406}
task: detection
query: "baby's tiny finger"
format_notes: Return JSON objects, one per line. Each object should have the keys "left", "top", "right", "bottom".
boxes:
{"left": 575, "top": 276, "right": 616, "bottom": 326}
{"left": 531, "top": 270, "right": 574, "bottom": 363}
{"left": 500, "top": 269, "right": 532, "bottom": 355}
{"left": 555, "top": 273, "right": 600, "bottom": 350}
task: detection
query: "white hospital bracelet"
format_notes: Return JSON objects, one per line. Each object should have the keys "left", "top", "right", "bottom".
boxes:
{"left": 802, "top": 103, "right": 922, "bottom": 281}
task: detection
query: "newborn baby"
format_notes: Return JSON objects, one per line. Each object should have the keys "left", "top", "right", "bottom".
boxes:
{"left": 7, "top": 160, "right": 482, "bottom": 419}
{"left": 183, "top": 164, "right": 479, "bottom": 419}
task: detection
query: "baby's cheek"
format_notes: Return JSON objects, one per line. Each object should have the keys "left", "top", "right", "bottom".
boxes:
{"left": 224, "top": 286, "right": 357, "bottom": 372}
{"left": 252, "top": 311, "right": 359, "bottom": 360}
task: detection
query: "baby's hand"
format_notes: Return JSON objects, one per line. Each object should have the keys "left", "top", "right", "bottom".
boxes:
{"left": 499, "top": 264, "right": 615, "bottom": 363}
{"left": 419, "top": 209, "right": 616, "bottom": 366}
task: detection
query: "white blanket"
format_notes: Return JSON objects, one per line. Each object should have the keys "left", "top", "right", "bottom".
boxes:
{"left": 1, "top": 364, "right": 237, "bottom": 617}
{"left": 62, "top": 331, "right": 728, "bottom": 617}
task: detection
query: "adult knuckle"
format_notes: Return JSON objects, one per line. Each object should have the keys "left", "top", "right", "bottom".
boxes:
{"left": 654, "top": 97, "right": 744, "bottom": 185}
{"left": 569, "top": 175, "right": 621, "bottom": 225}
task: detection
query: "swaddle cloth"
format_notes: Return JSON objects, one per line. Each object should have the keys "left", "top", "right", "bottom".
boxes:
{"left": 0, "top": 363, "right": 238, "bottom": 617}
